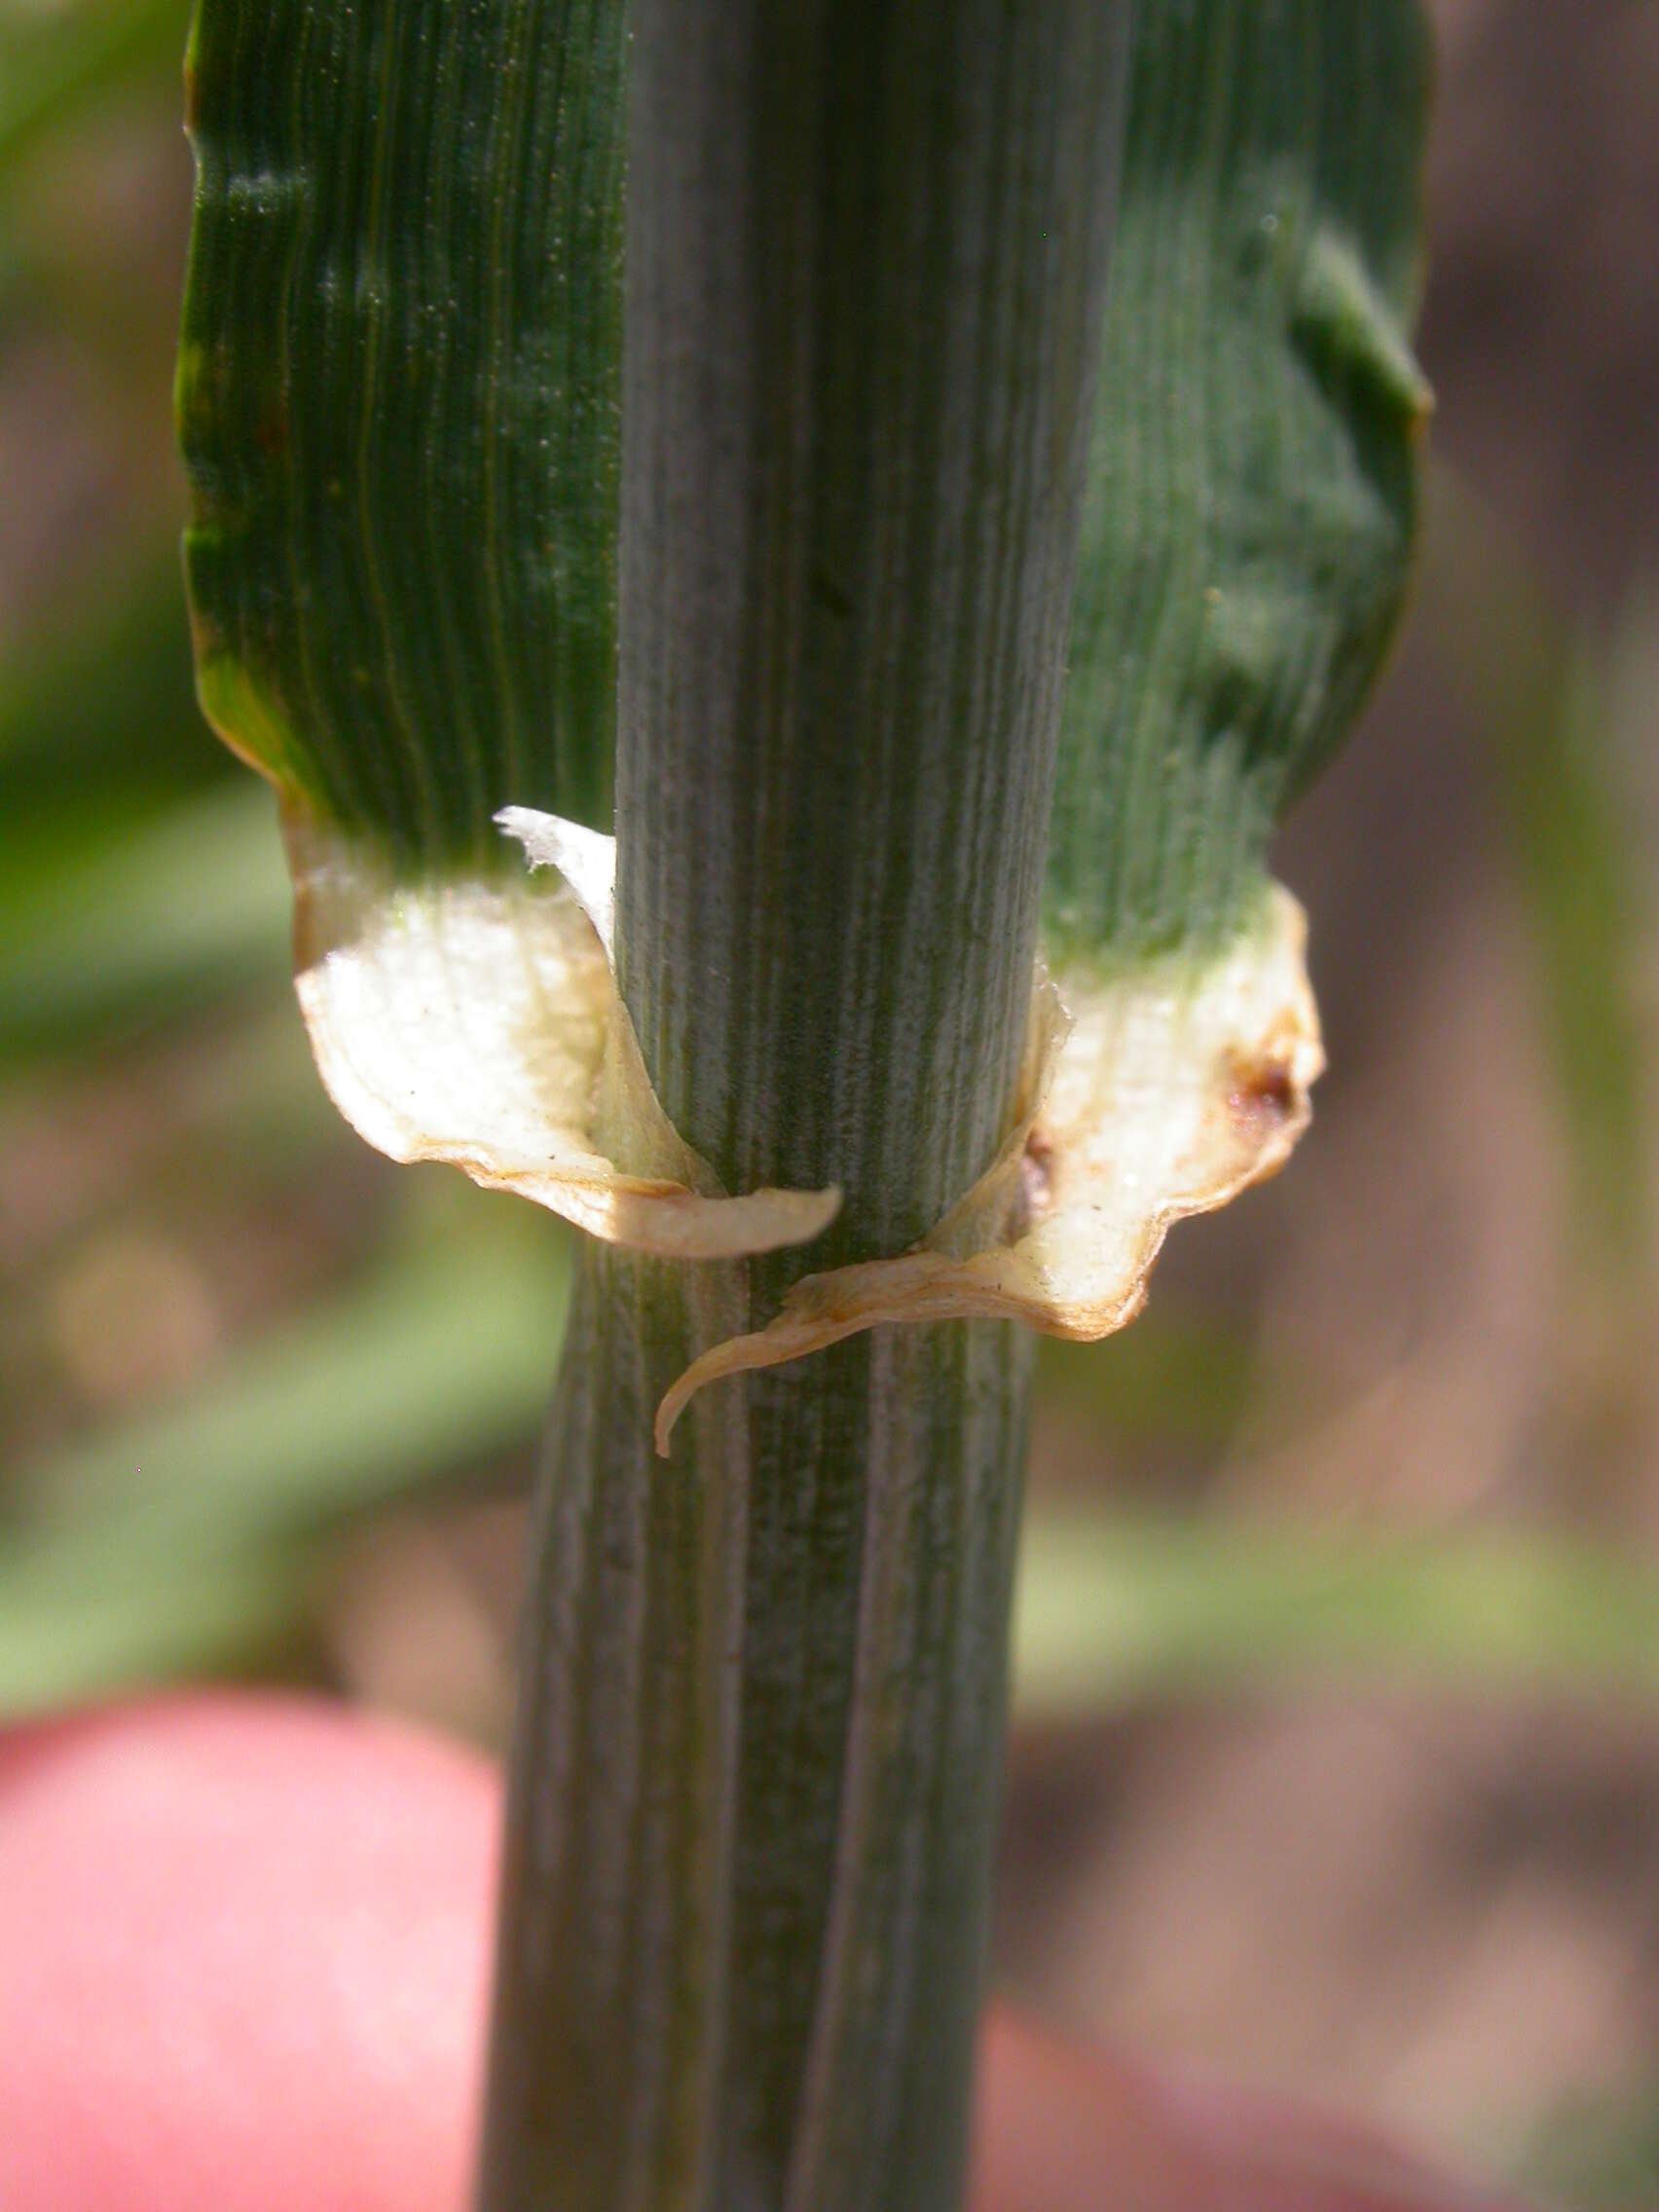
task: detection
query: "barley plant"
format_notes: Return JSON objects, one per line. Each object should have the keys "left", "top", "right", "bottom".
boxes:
{"left": 174, "top": 1, "right": 1430, "bottom": 2206}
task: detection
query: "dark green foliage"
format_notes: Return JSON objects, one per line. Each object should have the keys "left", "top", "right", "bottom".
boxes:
{"left": 1047, "top": 0, "right": 1432, "bottom": 963}
{"left": 177, "top": 0, "right": 626, "bottom": 865}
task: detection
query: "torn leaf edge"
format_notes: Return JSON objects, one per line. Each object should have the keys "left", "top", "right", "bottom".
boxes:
{"left": 282, "top": 804, "right": 841, "bottom": 1262}
{"left": 653, "top": 883, "right": 1323, "bottom": 1452}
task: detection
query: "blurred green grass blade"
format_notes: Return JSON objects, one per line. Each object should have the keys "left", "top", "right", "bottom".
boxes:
{"left": 16, "top": 1460, "right": 1659, "bottom": 1723}
{"left": 0, "top": 553, "right": 213, "bottom": 812}
{"left": 1423, "top": 471, "right": 1654, "bottom": 1291}
{"left": 177, "top": 0, "right": 626, "bottom": 864}
{"left": 0, "top": 1545, "right": 313, "bottom": 1717}
{"left": 0, "top": 0, "right": 188, "bottom": 185}
{"left": 1038, "top": 1313, "right": 1263, "bottom": 1449}
{"left": 0, "top": 780, "right": 288, "bottom": 1053}
{"left": 0, "top": 552, "right": 238, "bottom": 1056}
{"left": 13, "top": 1209, "right": 570, "bottom": 1530}
{"left": 1049, "top": 0, "right": 1432, "bottom": 960}
{"left": 1502, "top": 2085, "right": 1659, "bottom": 2212}
{"left": 168, "top": 998, "right": 343, "bottom": 1170}
{"left": 0, "top": 1212, "right": 571, "bottom": 1718}
{"left": 1014, "top": 1509, "right": 1659, "bottom": 1716}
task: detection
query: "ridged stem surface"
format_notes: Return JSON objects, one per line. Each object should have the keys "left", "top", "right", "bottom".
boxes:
{"left": 481, "top": 7, "right": 1129, "bottom": 2209}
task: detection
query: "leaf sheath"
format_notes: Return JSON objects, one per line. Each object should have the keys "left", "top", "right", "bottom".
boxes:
{"left": 481, "top": 6, "right": 1131, "bottom": 2208}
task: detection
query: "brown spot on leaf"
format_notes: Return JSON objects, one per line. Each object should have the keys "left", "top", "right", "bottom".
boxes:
{"left": 1227, "top": 1052, "right": 1297, "bottom": 1132}
{"left": 1007, "top": 1125, "right": 1055, "bottom": 1244}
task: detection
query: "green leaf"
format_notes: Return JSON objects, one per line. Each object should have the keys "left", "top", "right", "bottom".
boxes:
{"left": 0, "top": 781, "right": 288, "bottom": 1054}
{"left": 0, "top": 0, "right": 187, "bottom": 187}
{"left": 0, "top": 553, "right": 211, "bottom": 816}
{"left": 1014, "top": 1508, "right": 1659, "bottom": 1715}
{"left": 1048, "top": 0, "right": 1433, "bottom": 961}
{"left": 0, "top": 1207, "right": 571, "bottom": 1718}
{"left": 1423, "top": 472, "right": 1655, "bottom": 1293}
{"left": 176, "top": 0, "right": 627, "bottom": 865}
{"left": 1038, "top": 1312, "right": 1277, "bottom": 1449}
{"left": 0, "top": 1543, "right": 313, "bottom": 1720}
{"left": 0, "top": 552, "right": 261, "bottom": 1057}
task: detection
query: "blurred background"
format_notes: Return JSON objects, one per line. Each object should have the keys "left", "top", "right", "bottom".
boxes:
{"left": 2, "top": 0, "right": 1656, "bottom": 2202}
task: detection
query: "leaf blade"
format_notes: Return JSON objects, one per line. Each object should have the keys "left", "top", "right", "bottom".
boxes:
{"left": 176, "top": 0, "right": 627, "bottom": 864}
{"left": 1049, "top": 0, "right": 1433, "bottom": 961}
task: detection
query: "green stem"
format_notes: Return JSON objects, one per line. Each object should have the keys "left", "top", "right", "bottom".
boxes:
{"left": 480, "top": 6, "right": 1128, "bottom": 2208}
